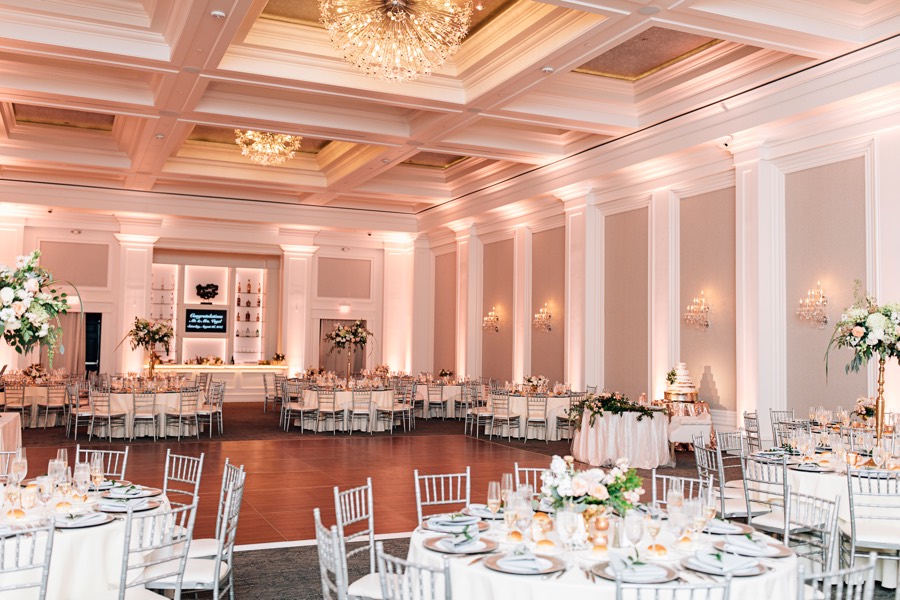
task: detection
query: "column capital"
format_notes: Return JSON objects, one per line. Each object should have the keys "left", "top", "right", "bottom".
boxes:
{"left": 280, "top": 244, "right": 319, "bottom": 257}
{"left": 114, "top": 233, "right": 158, "bottom": 247}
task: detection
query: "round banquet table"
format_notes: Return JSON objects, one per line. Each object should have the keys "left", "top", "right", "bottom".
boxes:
{"left": 415, "top": 384, "right": 466, "bottom": 418}
{"left": 0, "top": 492, "right": 171, "bottom": 600}
{"left": 572, "top": 412, "right": 670, "bottom": 469}
{"left": 408, "top": 519, "right": 797, "bottom": 600}
{"left": 486, "top": 394, "right": 574, "bottom": 441}
{"left": 301, "top": 389, "right": 395, "bottom": 432}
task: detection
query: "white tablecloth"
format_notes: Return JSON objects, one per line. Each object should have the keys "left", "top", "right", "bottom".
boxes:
{"left": 485, "top": 395, "right": 573, "bottom": 441}
{"left": 0, "top": 413, "right": 21, "bottom": 452}
{"left": 301, "top": 389, "right": 395, "bottom": 432}
{"left": 572, "top": 412, "right": 670, "bottom": 469}
{"left": 0, "top": 493, "right": 171, "bottom": 600}
{"left": 408, "top": 520, "right": 796, "bottom": 600}
{"left": 416, "top": 385, "right": 465, "bottom": 418}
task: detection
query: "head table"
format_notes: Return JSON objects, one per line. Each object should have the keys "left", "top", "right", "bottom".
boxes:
{"left": 407, "top": 515, "right": 796, "bottom": 600}
{"left": 572, "top": 412, "right": 670, "bottom": 469}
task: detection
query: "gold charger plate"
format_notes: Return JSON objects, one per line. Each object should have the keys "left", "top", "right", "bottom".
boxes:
{"left": 592, "top": 562, "right": 678, "bottom": 583}
{"left": 484, "top": 553, "right": 564, "bottom": 576}
{"left": 423, "top": 535, "right": 499, "bottom": 555}
{"left": 704, "top": 521, "right": 754, "bottom": 535}
{"left": 421, "top": 518, "right": 489, "bottom": 533}
{"left": 101, "top": 486, "right": 162, "bottom": 499}
{"left": 680, "top": 557, "right": 766, "bottom": 577}
{"left": 98, "top": 499, "right": 161, "bottom": 514}
{"left": 712, "top": 540, "right": 791, "bottom": 558}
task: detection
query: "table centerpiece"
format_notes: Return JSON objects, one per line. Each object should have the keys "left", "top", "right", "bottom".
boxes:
{"left": 122, "top": 317, "right": 174, "bottom": 378}
{"left": 827, "top": 282, "right": 900, "bottom": 444}
{"left": 324, "top": 319, "right": 372, "bottom": 379}
{"left": 0, "top": 250, "right": 69, "bottom": 367}
{"left": 568, "top": 391, "right": 665, "bottom": 429}
{"left": 524, "top": 374, "right": 549, "bottom": 393}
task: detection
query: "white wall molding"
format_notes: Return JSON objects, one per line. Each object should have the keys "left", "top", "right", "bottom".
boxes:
{"left": 512, "top": 226, "right": 532, "bottom": 381}
{"left": 455, "top": 226, "right": 483, "bottom": 379}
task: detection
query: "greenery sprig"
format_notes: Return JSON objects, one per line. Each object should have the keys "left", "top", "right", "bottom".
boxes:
{"left": 567, "top": 392, "right": 665, "bottom": 429}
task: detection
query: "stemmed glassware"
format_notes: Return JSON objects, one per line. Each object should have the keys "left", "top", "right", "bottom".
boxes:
{"left": 56, "top": 449, "right": 68, "bottom": 472}
{"left": 500, "top": 473, "right": 514, "bottom": 507}
{"left": 9, "top": 449, "right": 27, "bottom": 505}
{"left": 73, "top": 462, "right": 90, "bottom": 501}
{"left": 644, "top": 504, "right": 663, "bottom": 553}
{"left": 623, "top": 509, "right": 644, "bottom": 549}
{"left": 873, "top": 445, "right": 889, "bottom": 469}
{"left": 37, "top": 475, "right": 54, "bottom": 509}
{"left": 666, "top": 478, "right": 684, "bottom": 511}
{"left": 90, "top": 453, "right": 105, "bottom": 490}
{"left": 486, "top": 481, "right": 501, "bottom": 528}
{"left": 556, "top": 504, "right": 581, "bottom": 566}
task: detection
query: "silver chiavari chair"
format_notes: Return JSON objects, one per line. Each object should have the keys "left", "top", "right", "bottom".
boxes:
{"left": 316, "top": 388, "right": 344, "bottom": 434}
{"left": 741, "top": 454, "right": 789, "bottom": 537}
{"left": 489, "top": 391, "right": 520, "bottom": 441}
{"left": 4, "top": 382, "right": 28, "bottom": 429}
{"left": 842, "top": 469, "right": 900, "bottom": 576}
{"left": 314, "top": 508, "right": 349, "bottom": 600}
{"left": 650, "top": 469, "right": 712, "bottom": 511}
{"left": 513, "top": 463, "right": 543, "bottom": 498}
{"left": 196, "top": 381, "right": 226, "bottom": 437}
{"left": 349, "top": 389, "right": 373, "bottom": 434}
{"left": 132, "top": 389, "right": 159, "bottom": 441}
{"left": 88, "top": 387, "right": 127, "bottom": 441}
{"left": 334, "top": 478, "right": 381, "bottom": 597}
{"left": 797, "top": 552, "right": 876, "bottom": 600}
{"left": 426, "top": 384, "right": 446, "bottom": 420}
{"left": 743, "top": 411, "right": 762, "bottom": 453}
{"left": 0, "top": 523, "right": 55, "bottom": 600}
{"left": 694, "top": 439, "right": 751, "bottom": 519}
{"left": 376, "top": 541, "right": 451, "bottom": 600}
{"left": 189, "top": 458, "right": 245, "bottom": 559}
{"left": 524, "top": 394, "right": 549, "bottom": 443}
{"left": 414, "top": 466, "right": 471, "bottom": 523}
{"left": 162, "top": 450, "right": 204, "bottom": 509}
{"left": 75, "top": 445, "right": 129, "bottom": 480}
{"left": 65, "top": 382, "right": 91, "bottom": 439}
{"left": 375, "top": 385, "right": 412, "bottom": 434}
{"left": 615, "top": 572, "right": 732, "bottom": 600}
{"left": 164, "top": 386, "right": 200, "bottom": 441}
{"left": 36, "top": 383, "right": 66, "bottom": 428}
{"left": 556, "top": 392, "right": 583, "bottom": 441}
{"left": 786, "top": 492, "right": 840, "bottom": 571}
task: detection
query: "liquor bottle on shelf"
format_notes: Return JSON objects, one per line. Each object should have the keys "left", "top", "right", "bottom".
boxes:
{"left": 245, "top": 311, "right": 250, "bottom": 322}
{"left": 246, "top": 279, "right": 251, "bottom": 293}
{"left": 255, "top": 329, "right": 260, "bottom": 337}
{"left": 255, "top": 313, "right": 260, "bottom": 322}
{"left": 245, "top": 300, "right": 250, "bottom": 308}
{"left": 237, "top": 281, "right": 241, "bottom": 294}
{"left": 256, "top": 296, "right": 261, "bottom": 307}
{"left": 236, "top": 313, "right": 241, "bottom": 322}
{"left": 236, "top": 330, "right": 241, "bottom": 337}
{"left": 236, "top": 295, "right": 241, "bottom": 307}
{"left": 245, "top": 327, "right": 250, "bottom": 336}
{"left": 257, "top": 282, "right": 261, "bottom": 293}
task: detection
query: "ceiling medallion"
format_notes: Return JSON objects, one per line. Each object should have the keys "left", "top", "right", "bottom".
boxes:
{"left": 319, "top": 0, "right": 473, "bottom": 82}
{"left": 234, "top": 130, "right": 303, "bottom": 167}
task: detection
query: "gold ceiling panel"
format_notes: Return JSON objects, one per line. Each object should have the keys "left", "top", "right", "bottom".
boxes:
{"left": 12, "top": 104, "right": 114, "bottom": 131}
{"left": 576, "top": 27, "right": 720, "bottom": 81}
{"left": 402, "top": 151, "right": 468, "bottom": 168}
{"left": 189, "top": 125, "right": 331, "bottom": 153}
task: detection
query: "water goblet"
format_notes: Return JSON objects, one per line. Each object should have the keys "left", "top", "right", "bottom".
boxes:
{"left": 500, "top": 473, "right": 514, "bottom": 507}
{"left": 10, "top": 450, "right": 27, "bottom": 487}
{"left": 37, "top": 476, "right": 53, "bottom": 508}
{"left": 21, "top": 488, "right": 36, "bottom": 510}
{"left": 623, "top": 509, "right": 644, "bottom": 549}
{"left": 486, "top": 481, "right": 501, "bottom": 525}
{"left": 644, "top": 504, "right": 663, "bottom": 554}
{"left": 58, "top": 467, "right": 72, "bottom": 498}
{"left": 503, "top": 496, "right": 520, "bottom": 531}
{"left": 873, "top": 446, "right": 889, "bottom": 469}
{"left": 514, "top": 500, "right": 533, "bottom": 538}
{"left": 56, "top": 448, "right": 68, "bottom": 471}
{"left": 556, "top": 505, "right": 581, "bottom": 557}
{"left": 90, "top": 453, "right": 105, "bottom": 489}
{"left": 666, "top": 479, "right": 684, "bottom": 510}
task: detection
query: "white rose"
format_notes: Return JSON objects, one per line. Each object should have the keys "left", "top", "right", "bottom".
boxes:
{"left": 571, "top": 474, "right": 590, "bottom": 496}
{"left": 23, "top": 277, "right": 39, "bottom": 293}
{"left": 11, "top": 301, "right": 27, "bottom": 317}
{"left": 550, "top": 456, "right": 567, "bottom": 474}
{"left": 589, "top": 483, "right": 609, "bottom": 500}
{"left": 0, "top": 287, "right": 13, "bottom": 305}
{"left": 556, "top": 479, "right": 573, "bottom": 497}
{"left": 867, "top": 313, "right": 889, "bottom": 331}
{"left": 37, "top": 323, "right": 48, "bottom": 337}
{"left": 3, "top": 317, "right": 20, "bottom": 330}
{"left": 866, "top": 330, "right": 884, "bottom": 346}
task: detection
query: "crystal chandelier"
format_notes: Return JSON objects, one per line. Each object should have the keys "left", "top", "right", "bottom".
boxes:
{"left": 234, "top": 130, "right": 303, "bottom": 166}
{"left": 319, "top": 0, "right": 473, "bottom": 82}
{"left": 483, "top": 306, "right": 499, "bottom": 333}
{"left": 684, "top": 290, "right": 710, "bottom": 330}
{"left": 533, "top": 302, "right": 552, "bottom": 332}
{"left": 796, "top": 281, "right": 828, "bottom": 329}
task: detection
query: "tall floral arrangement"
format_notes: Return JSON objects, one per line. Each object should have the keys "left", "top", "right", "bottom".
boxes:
{"left": 324, "top": 319, "right": 371, "bottom": 351}
{"left": 541, "top": 455, "right": 643, "bottom": 515}
{"left": 524, "top": 375, "right": 549, "bottom": 390}
{"left": 827, "top": 284, "right": 900, "bottom": 373}
{"left": 0, "top": 250, "right": 69, "bottom": 366}
{"left": 125, "top": 317, "right": 173, "bottom": 376}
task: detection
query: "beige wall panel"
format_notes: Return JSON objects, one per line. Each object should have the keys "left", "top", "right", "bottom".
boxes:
{"left": 482, "top": 239, "right": 514, "bottom": 382}
{"left": 786, "top": 157, "right": 867, "bottom": 413}
{"left": 317, "top": 257, "right": 372, "bottom": 299}
{"left": 530, "top": 227, "right": 566, "bottom": 383}
{"left": 680, "top": 188, "right": 737, "bottom": 411}
{"left": 39, "top": 241, "right": 109, "bottom": 287}
{"left": 604, "top": 208, "right": 649, "bottom": 400}
{"left": 433, "top": 252, "right": 457, "bottom": 373}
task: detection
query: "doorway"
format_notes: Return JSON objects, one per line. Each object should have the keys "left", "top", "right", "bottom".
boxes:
{"left": 318, "top": 319, "right": 367, "bottom": 376}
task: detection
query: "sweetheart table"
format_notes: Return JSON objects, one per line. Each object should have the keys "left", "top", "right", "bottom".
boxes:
{"left": 572, "top": 412, "right": 669, "bottom": 469}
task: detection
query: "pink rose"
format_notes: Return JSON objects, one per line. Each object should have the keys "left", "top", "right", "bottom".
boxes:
{"left": 852, "top": 326, "right": 866, "bottom": 338}
{"left": 589, "top": 483, "right": 609, "bottom": 500}
{"left": 11, "top": 301, "right": 26, "bottom": 317}
{"left": 571, "top": 476, "right": 589, "bottom": 496}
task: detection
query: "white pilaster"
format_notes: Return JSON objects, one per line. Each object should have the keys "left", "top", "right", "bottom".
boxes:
{"left": 280, "top": 243, "right": 318, "bottom": 376}
{"left": 410, "top": 238, "right": 433, "bottom": 375}
{"left": 383, "top": 240, "right": 414, "bottom": 372}
{"left": 564, "top": 196, "right": 602, "bottom": 391}
{"left": 512, "top": 225, "right": 532, "bottom": 382}
{"left": 649, "top": 189, "right": 677, "bottom": 400}
{"left": 455, "top": 225, "right": 482, "bottom": 379}
{"left": 0, "top": 215, "right": 24, "bottom": 368}
{"left": 113, "top": 233, "right": 158, "bottom": 374}
{"left": 874, "top": 129, "right": 900, "bottom": 404}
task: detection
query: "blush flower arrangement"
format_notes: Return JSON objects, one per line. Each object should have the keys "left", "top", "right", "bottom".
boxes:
{"left": 540, "top": 455, "right": 644, "bottom": 515}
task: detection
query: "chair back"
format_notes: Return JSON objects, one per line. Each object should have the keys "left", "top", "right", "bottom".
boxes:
{"left": 89, "top": 387, "right": 112, "bottom": 414}
{"left": 741, "top": 454, "right": 789, "bottom": 532}
{"left": 427, "top": 385, "right": 443, "bottom": 403}
{"left": 75, "top": 445, "right": 129, "bottom": 479}
{"left": 615, "top": 572, "right": 731, "bottom": 600}
{"left": 209, "top": 381, "right": 226, "bottom": 408}
{"left": 773, "top": 421, "right": 811, "bottom": 448}
{"left": 334, "top": 477, "right": 376, "bottom": 574}
{"left": 283, "top": 380, "right": 303, "bottom": 405}
{"left": 5, "top": 384, "right": 25, "bottom": 407}
{"left": 743, "top": 413, "right": 762, "bottom": 452}
{"left": 116, "top": 502, "right": 197, "bottom": 600}
{"left": 376, "top": 541, "right": 450, "bottom": 600}
{"left": 513, "top": 463, "right": 543, "bottom": 497}
{"left": 215, "top": 459, "right": 245, "bottom": 540}
{"left": 352, "top": 389, "right": 372, "bottom": 411}
{"left": 786, "top": 492, "right": 839, "bottom": 570}
{"left": 797, "top": 552, "right": 876, "bottom": 600}
{"left": 47, "top": 384, "right": 66, "bottom": 406}
{"left": 133, "top": 390, "right": 156, "bottom": 415}
{"left": 314, "top": 507, "right": 349, "bottom": 600}
{"left": 0, "top": 523, "right": 55, "bottom": 599}
{"left": 650, "top": 469, "right": 712, "bottom": 510}
{"left": 846, "top": 469, "right": 900, "bottom": 554}
{"left": 414, "top": 466, "right": 471, "bottom": 523}
{"left": 209, "top": 471, "right": 246, "bottom": 599}
{"left": 526, "top": 396, "right": 548, "bottom": 419}
{"left": 274, "top": 374, "right": 287, "bottom": 396}
{"left": 490, "top": 392, "right": 510, "bottom": 416}
{"left": 694, "top": 440, "right": 728, "bottom": 516}
{"left": 317, "top": 389, "right": 336, "bottom": 411}
{"left": 177, "top": 387, "right": 200, "bottom": 414}
{"left": 196, "top": 372, "right": 210, "bottom": 394}
{"left": 262, "top": 373, "right": 273, "bottom": 397}
{"left": 770, "top": 409, "right": 795, "bottom": 425}
{"left": 163, "top": 450, "right": 205, "bottom": 508}
{"left": 0, "top": 450, "right": 15, "bottom": 477}
{"left": 65, "top": 383, "right": 83, "bottom": 410}
{"left": 846, "top": 427, "right": 876, "bottom": 453}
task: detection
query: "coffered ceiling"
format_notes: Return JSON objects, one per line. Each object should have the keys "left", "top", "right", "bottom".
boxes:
{"left": 0, "top": 0, "right": 897, "bottom": 231}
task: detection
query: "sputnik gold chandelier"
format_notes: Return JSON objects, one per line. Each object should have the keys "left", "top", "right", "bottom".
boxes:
{"left": 318, "top": 0, "right": 473, "bottom": 82}
{"left": 234, "top": 130, "right": 303, "bottom": 166}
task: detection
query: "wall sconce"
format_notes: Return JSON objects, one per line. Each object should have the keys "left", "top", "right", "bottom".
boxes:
{"left": 533, "top": 302, "right": 552, "bottom": 332}
{"left": 483, "top": 306, "right": 500, "bottom": 333}
{"left": 797, "top": 281, "right": 827, "bottom": 329}
{"left": 684, "top": 290, "right": 710, "bottom": 330}
{"left": 338, "top": 302, "right": 351, "bottom": 314}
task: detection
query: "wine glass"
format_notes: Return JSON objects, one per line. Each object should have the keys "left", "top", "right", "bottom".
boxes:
{"left": 515, "top": 500, "right": 534, "bottom": 539}
{"left": 58, "top": 467, "right": 72, "bottom": 498}
{"left": 10, "top": 449, "right": 27, "bottom": 487}
{"left": 48, "top": 458, "right": 63, "bottom": 490}
{"left": 56, "top": 448, "right": 68, "bottom": 471}
{"left": 500, "top": 473, "right": 514, "bottom": 507}
{"left": 873, "top": 445, "right": 889, "bottom": 469}
{"left": 668, "top": 506, "right": 688, "bottom": 544}
{"left": 486, "top": 481, "right": 501, "bottom": 525}
{"left": 644, "top": 504, "right": 662, "bottom": 553}
{"left": 20, "top": 488, "right": 36, "bottom": 510}
{"left": 556, "top": 505, "right": 581, "bottom": 557}
{"left": 90, "top": 453, "right": 105, "bottom": 490}
{"left": 623, "top": 509, "right": 644, "bottom": 548}
{"left": 73, "top": 462, "right": 90, "bottom": 501}
{"left": 503, "top": 496, "right": 519, "bottom": 532}
{"left": 37, "top": 475, "right": 53, "bottom": 509}
{"left": 666, "top": 478, "right": 684, "bottom": 510}
{"left": 863, "top": 432, "right": 875, "bottom": 456}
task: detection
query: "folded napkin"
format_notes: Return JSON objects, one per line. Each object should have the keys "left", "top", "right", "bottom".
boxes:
{"left": 99, "top": 498, "right": 150, "bottom": 511}
{"left": 89, "top": 480, "right": 114, "bottom": 491}
{"left": 108, "top": 484, "right": 144, "bottom": 498}
{"left": 497, "top": 547, "right": 545, "bottom": 573}
{"left": 441, "top": 532, "right": 481, "bottom": 551}
{"left": 607, "top": 559, "right": 668, "bottom": 583}
{"left": 706, "top": 519, "right": 742, "bottom": 534}
{"left": 54, "top": 512, "right": 108, "bottom": 527}
{"left": 694, "top": 551, "right": 758, "bottom": 573}
{"left": 723, "top": 535, "right": 772, "bottom": 556}
{"left": 427, "top": 515, "right": 480, "bottom": 533}
{"left": 430, "top": 514, "right": 479, "bottom": 526}
{"left": 467, "top": 504, "right": 503, "bottom": 519}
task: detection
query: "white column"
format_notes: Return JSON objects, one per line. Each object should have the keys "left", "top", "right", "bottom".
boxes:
{"left": 874, "top": 129, "right": 900, "bottom": 404}
{"left": 410, "top": 238, "right": 433, "bottom": 375}
{"left": 564, "top": 196, "right": 602, "bottom": 391}
{"left": 512, "top": 225, "right": 532, "bottom": 382}
{"left": 114, "top": 234, "right": 158, "bottom": 374}
{"left": 0, "top": 216, "right": 24, "bottom": 368}
{"left": 454, "top": 225, "right": 482, "bottom": 379}
{"left": 383, "top": 240, "right": 414, "bottom": 372}
{"left": 280, "top": 244, "right": 318, "bottom": 376}
{"left": 649, "top": 189, "right": 677, "bottom": 401}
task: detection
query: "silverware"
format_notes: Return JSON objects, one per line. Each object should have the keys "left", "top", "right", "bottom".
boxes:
{"left": 554, "top": 568, "right": 567, "bottom": 580}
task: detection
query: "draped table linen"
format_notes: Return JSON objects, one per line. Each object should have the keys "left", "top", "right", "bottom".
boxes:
{"left": 487, "top": 394, "right": 574, "bottom": 441}
{"left": 301, "top": 389, "right": 396, "bottom": 432}
{"left": 0, "top": 413, "right": 21, "bottom": 452}
{"left": 572, "top": 412, "right": 670, "bottom": 469}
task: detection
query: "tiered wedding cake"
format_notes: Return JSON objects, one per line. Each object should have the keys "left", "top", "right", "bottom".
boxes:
{"left": 664, "top": 362, "right": 698, "bottom": 402}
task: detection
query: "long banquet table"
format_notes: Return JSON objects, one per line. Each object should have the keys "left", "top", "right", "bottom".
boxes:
{"left": 572, "top": 411, "right": 670, "bottom": 469}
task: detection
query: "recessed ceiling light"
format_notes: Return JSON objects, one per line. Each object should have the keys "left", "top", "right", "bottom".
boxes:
{"left": 541, "top": 66, "right": 554, "bottom": 74}
{"left": 638, "top": 6, "right": 660, "bottom": 14}
{"left": 211, "top": 10, "right": 226, "bottom": 19}
{"left": 154, "top": 133, "right": 165, "bottom": 140}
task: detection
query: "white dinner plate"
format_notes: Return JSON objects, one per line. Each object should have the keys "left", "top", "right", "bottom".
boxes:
{"left": 713, "top": 540, "right": 792, "bottom": 558}
{"left": 593, "top": 562, "right": 677, "bottom": 584}
{"left": 101, "top": 486, "right": 162, "bottom": 499}
{"left": 681, "top": 557, "right": 765, "bottom": 577}
{"left": 704, "top": 520, "right": 754, "bottom": 535}
{"left": 54, "top": 513, "right": 115, "bottom": 529}
{"left": 484, "top": 553, "right": 564, "bottom": 575}
{"left": 423, "top": 535, "right": 499, "bottom": 555}
{"left": 98, "top": 500, "right": 161, "bottom": 513}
